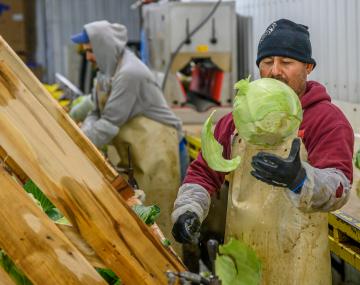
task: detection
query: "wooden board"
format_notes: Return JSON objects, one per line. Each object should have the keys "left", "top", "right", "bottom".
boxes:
{"left": 56, "top": 224, "right": 105, "bottom": 269}
{"left": 0, "top": 266, "right": 16, "bottom": 285}
{"left": 0, "top": 37, "right": 185, "bottom": 284}
{"left": 0, "top": 145, "right": 27, "bottom": 183}
{"left": 0, "top": 167, "right": 106, "bottom": 285}
{"left": 0, "top": 37, "right": 117, "bottom": 183}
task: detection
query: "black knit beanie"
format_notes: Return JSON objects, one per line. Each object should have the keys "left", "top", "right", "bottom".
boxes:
{"left": 256, "top": 19, "right": 316, "bottom": 68}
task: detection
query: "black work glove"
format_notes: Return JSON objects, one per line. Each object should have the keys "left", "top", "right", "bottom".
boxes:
{"left": 172, "top": 211, "right": 201, "bottom": 244}
{"left": 251, "top": 138, "right": 306, "bottom": 193}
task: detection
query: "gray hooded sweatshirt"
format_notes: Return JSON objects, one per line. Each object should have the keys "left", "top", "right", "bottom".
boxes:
{"left": 81, "top": 20, "right": 183, "bottom": 147}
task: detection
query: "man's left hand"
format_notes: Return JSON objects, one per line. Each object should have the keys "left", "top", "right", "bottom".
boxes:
{"left": 251, "top": 138, "right": 306, "bottom": 193}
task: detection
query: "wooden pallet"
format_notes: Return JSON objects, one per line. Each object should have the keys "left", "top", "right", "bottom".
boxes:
{"left": 0, "top": 37, "right": 185, "bottom": 285}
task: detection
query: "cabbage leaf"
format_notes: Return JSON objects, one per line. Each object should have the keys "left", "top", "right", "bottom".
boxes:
{"left": 132, "top": 205, "right": 160, "bottom": 225}
{"left": 201, "top": 110, "right": 241, "bottom": 172}
{"left": 216, "top": 238, "right": 261, "bottom": 285}
{"left": 0, "top": 250, "right": 32, "bottom": 285}
{"left": 355, "top": 149, "right": 360, "bottom": 169}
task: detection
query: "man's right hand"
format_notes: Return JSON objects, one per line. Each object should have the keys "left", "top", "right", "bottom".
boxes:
{"left": 172, "top": 211, "right": 200, "bottom": 244}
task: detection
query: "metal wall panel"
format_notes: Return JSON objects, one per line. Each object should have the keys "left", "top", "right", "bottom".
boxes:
{"left": 236, "top": 0, "right": 360, "bottom": 103}
{"left": 37, "top": 0, "right": 140, "bottom": 83}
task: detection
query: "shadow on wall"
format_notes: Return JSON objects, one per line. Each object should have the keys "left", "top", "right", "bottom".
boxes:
{"left": 236, "top": 14, "right": 254, "bottom": 80}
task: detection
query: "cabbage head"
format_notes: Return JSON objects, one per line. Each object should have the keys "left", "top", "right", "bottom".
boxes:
{"left": 233, "top": 76, "right": 302, "bottom": 146}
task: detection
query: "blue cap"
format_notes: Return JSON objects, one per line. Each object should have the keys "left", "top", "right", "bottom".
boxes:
{"left": 0, "top": 4, "right": 10, "bottom": 16}
{"left": 71, "top": 29, "right": 90, "bottom": 44}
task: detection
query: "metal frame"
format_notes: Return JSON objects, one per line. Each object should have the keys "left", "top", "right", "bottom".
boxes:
{"left": 329, "top": 210, "right": 360, "bottom": 271}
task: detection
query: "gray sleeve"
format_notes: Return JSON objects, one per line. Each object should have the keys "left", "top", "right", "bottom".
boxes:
{"left": 81, "top": 118, "right": 119, "bottom": 148}
{"left": 81, "top": 73, "right": 138, "bottom": 148}
{"left": 81, "top": 109, "right": 99, "bottom": 132}
{"left": 171, "top": 183, "right": 211, "bottom": 223}
{"left": 285, "top": 161, "right": 351, "bottom": 213}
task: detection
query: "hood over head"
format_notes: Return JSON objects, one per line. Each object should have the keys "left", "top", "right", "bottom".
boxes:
{"left": 84, "top": 20, "right": 128, "bottom": 76}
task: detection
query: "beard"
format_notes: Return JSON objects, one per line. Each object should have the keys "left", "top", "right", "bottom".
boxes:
{"left": 270, "top": 75, "right": 288, "bottom": 85}
{"left": 270, "top": 75, "right": 305, "bottom": 96}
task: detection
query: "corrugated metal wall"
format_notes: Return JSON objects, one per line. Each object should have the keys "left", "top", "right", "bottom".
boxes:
{"left": 236, "top": 0, "right": 360, "bottom": 103}
{"left": 36, "top": 0, "right": 140, "bottom": 83}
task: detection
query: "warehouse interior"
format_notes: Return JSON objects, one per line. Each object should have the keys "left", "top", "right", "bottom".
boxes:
{"left": 0, "top": 0, "right": 359, "bottom": 284}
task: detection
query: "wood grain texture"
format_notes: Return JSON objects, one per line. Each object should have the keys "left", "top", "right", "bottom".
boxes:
{"left": 56, "top": 224, "right": 106, "bottom": 269}
{"left": 0, "top": 266, "right": 16, "bottom": 285}
{"left": 0, "top": 167, "right": 106, "bottom": 285}
{"left": 0, "top": 145, "right": 28, "bottom": 183}
{"left": 0, "top": 42, "right": 185, "bottom": 284}
{"left": 0, "top": 38, "right": 134, "bottom": 201}
{"left": 0, "top": 37, "right": 117, "bottom": 183}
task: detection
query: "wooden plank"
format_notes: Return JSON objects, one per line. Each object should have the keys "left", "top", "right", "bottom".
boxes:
{"left": 58, "top": 194, "right": 184, "bottom": 270}
{"left": 0, "top": 266, "right": 16, "bottom": 285}
{"left": 0, "top": 152, "right": 175, "bottom": 272}
{"left": 0, "top": 167, "right": 106, "bottom": 285}
{"left": 0, "top": 35, "right": 136, "bottom": 221}
{"left": 111, "top": 174, "right": 135, "bottom": 199}
{"left": 56, "top": 224, "right": 105, "bottom": 269}
{"left": 0, "top": 37, "right": 117, "bottom": 182}
{"left": 0, "top": 145, "right": 28, "bottom": 183}
{"left": 0, "top": 53, "right": 185, "bottom": 284}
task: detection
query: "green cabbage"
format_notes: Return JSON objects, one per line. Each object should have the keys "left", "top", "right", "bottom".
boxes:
{"left": 233, "top": 76, "right": 302, "bottom": 146}
{"left": 200, "top": 76, "right": 301, "bottom": 172}
{"left": 201, "top": 110, "right": 241, "bottom": 172}
{"left": 355, "top": 149, "right": 360, "bottom": 169}
{"left": 216, "top": 238, "right": 261, "bottom": 285}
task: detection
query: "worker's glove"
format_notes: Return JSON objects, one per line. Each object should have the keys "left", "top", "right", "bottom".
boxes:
{"left": 251, "top": 138, "right": 307, "bottom": 194}
{"left": 172, "top": 211, "right": 201, "bottom": 244}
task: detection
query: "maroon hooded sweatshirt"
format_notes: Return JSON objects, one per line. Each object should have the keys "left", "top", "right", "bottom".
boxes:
{"left": 184, "top": 81, "right": 354, "bottom": 196}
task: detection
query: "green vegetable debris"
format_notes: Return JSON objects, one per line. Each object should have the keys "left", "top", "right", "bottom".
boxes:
{"left": 23, "top": 180, "right": 69, "bottom": 225}
{"left": 96, "top": 268, "right": 121, "bottom": 285}
{"left": 132, "top": 204, "right": 160, "bottom": 225}
{"left": 0, "top": 250, "right": 32, "bottom": 285}
{"left": 355, "top": 149, "right": 360, "bottom": 169}
{"left": 216, "top": 238, "right": 261, "bottom": 285}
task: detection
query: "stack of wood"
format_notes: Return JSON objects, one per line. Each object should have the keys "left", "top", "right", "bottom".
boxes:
{"left": 0, "top": 37, "right": 185, "bottom": 285}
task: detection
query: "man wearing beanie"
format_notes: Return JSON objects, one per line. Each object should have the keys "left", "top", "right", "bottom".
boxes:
{"left": 70, "top": 21, "right": 189, "bottom": 253}
{"left": 171, "top": 19, "right": 353, "bottom": 284}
